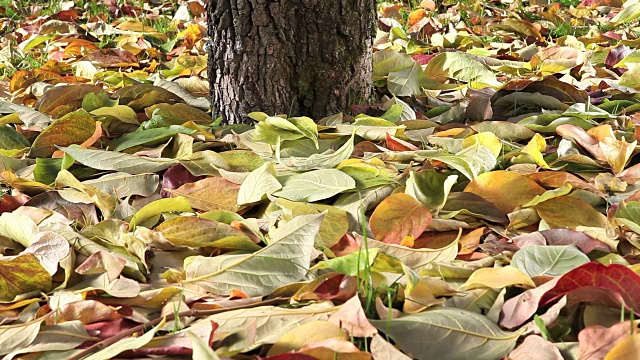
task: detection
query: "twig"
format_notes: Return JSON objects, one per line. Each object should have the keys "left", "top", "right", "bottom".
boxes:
{"left": 67, "top": 297, "right": 291, "bottom": 360}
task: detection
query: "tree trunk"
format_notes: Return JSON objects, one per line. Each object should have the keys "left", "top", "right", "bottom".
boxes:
{"left": 207, "top": 0, "right": 376, "bottom": 125}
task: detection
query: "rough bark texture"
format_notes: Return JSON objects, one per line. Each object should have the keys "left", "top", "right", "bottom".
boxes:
{"left": 207, "top": 0, "right": 376, "bottom": 124}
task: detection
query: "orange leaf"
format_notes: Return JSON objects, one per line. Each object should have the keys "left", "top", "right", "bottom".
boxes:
{"left": 52, "top": 121, "right": 102, "bottom": 158}
{"left": 369, "top": 193, "right": 432, "bottom": 244}
{"left": 464, "top": 171, "right": 546, "bottom": 214}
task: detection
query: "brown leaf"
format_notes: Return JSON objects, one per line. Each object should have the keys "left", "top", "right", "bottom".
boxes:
{"left": 169, "top": 177, "right": 240, "bottom": 212}
{"left": 34, "top": 84, "right": 102, "bottom": 115}
{"left": 29, "top": 110, "right": 97, "bottom": 158}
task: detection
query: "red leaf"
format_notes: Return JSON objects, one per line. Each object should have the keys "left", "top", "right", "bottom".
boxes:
{"left": 385, "top": 133, "right": 419, "bottom": 151}
{"left": 161, "top": 164, "right": 205, "bottom": 198}
{"left": 540, "top": 262, "right": 640, "bottom": 314}
{"left": 411, "top": 54, "right": 436, "bottom": 65}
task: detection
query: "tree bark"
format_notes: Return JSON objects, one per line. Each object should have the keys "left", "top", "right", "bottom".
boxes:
{"left": 207, "top": 0, "right": 376, "bottom": 124}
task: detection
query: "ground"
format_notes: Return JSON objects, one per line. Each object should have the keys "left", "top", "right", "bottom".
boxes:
{"left": 0, "top": 0, "right": 639, "bottom": 359}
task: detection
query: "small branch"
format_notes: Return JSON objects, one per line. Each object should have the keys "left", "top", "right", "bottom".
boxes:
{"left": 67, "top": 297, "right": 291, "bottom": 360}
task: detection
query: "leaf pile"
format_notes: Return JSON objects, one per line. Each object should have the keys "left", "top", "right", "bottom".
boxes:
{"left": 3, "top": 0, "right": 640, "bottom": 359}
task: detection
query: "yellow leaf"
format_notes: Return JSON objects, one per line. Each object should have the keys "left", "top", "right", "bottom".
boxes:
{"left": 462, "top": 132, "right": 502, "bottom": 157}
{"left": 600, "top": 139, "right": 637, "bottom": 174}
{"left": 267, "top": 321, "right": 347, "bottom": 356}
{"left": 462, "top": 266, "right": 536, "bottom": 290}
{"left": 464, "top": 171, "right": 546, "bottom": 214}
{"left": 519, "top": 133, "right": 550, "bottom": 169}
{"left": 605, "top": 334, "right": 640, "bottom": 360}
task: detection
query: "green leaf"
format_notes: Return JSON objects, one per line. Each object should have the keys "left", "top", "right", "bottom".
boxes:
{"left": 156, "top": 216, "right": 260, "bottom": 250}
{"left": 144, "top": 103, "right": 211, "bottom": 127}
{"left": 59, "top": 147, "right": 177, "bottom": 174}
{"left": 470, "top": 121, "right": 535, "bottom": 141}
{"left": 90, "top": 105, "right": 138, "bottom": 124}
{"left": 33, "top": 158, "right": 63, "bottom": 185}
{"left": 388, "top": 62, "right": 430, "bottom": 96}
{"left": 616, "top": 201, "right": 640, "bottom": 234}
{"left": 109, "top": 126, "right": 195, "bottom": 151}
{"left": 0, "top": 254, "right": 52, "bottom": 302}
{"left": 29, "top": 110, "right": 96, "bottom": 158}
{"left": 371, "top": 308, "right": 519, "bottom": 360}
{"left": 275, "top": 134, "right": 355, "bottom": 172}
{"left": 274, "top": 169, "right": 356, "bottom": 202}
{"left": 274, "top": 198, "right": 349, "bottom": 248}
{"left": 425, "top": 52, "right": 499, "bottom": 85}
{"left": 406, "top": 170, "right": 458, "bottom": 214}
{"left": 373, "top": 49, "right": 416, "bottom": 80}
{"left": 611, "top": 0, "right": 640, "bottom": 27}
{"left": 428, "top": 144, "right": 497, "bottom": 180}
{"left": 82, "top": 90, "right": 118, "bottom": 112}
{"left": 237, "top": 162, "right": 282, "bottom": 205}
{"left": 184, "top": 212, "right": 324, "bottom": 296}
{"left": 130, "top": 197, "right": 194, "bottom": 229}
{"left": 0, "top": 125, "right": 29, "bottom": 150}
{"left": 82, "top": 172, "right": 160, "bottom": 198}
{"left": 0, "top": 211, "right": 38, "bottom": 247}
{"left": 511, "top": 244, "right": 590, "bottom": 277}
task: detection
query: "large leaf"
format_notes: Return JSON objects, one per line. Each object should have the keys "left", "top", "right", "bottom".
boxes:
{"left": 512, "top": 245, "right": 590, "bottom": 278}
{"left": 156, "top": 216, "right": 260, "bottom": 250}
{"left": 82, "top": 172, "right": 160, "bottom": 198}
{"left": 184, "top": 212, "right": 324, "bottom": 296}
{"left": 464, "top": 171, "right": 546, "bottom": 214}
{"left": 30, "top": 110, "right": 96, "bottom": 158}
{"left": 59, "top": 147, "right": 177, "bottom": 174}
{"left": 34, "top": 84, "right": 102, "bottom": 114}
{"left": 540, "top": 262, "right": 640, "bottom": 313}
{"left": 0, "top": 319, "right": 43, "bottom": 356}
{"left": 369, "top": 193, "right": 432, "bottom": 244}
{"left": 194, "top": 301, "right": 337, "bottom": 351}
{"left": 425, "top": 52, "right": 499, "bottom": 85}
{"left": 428, "top": 144, "right": 497, "bottom": 180}
{"left": 274, "top": 169, "right": 356, "bottom": 202}
{"left": 0, "top": 125, "right": 29, "bottom": 150}
{"left": 275, "top": 134, "right": 355, "bottom": 171}
{"left": 371, "top": 308, "right": 519, "bottom": 360}
{"left": 169, "top": 177, "right": 240, "bottom": 212}
{"left": 237, "top": 162, "right": 282, "bottom": 205}
{"left": 3, "top": 321, "right": 93, "bottom": 358}
{"left": 0, "top": 254, "right": 52, "bottom": 302}
{"left": 275, "top": 198, "right": 348, "bottom": 248}
{"left": 388, "top": 62, "right": 430, "bottom": 96}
